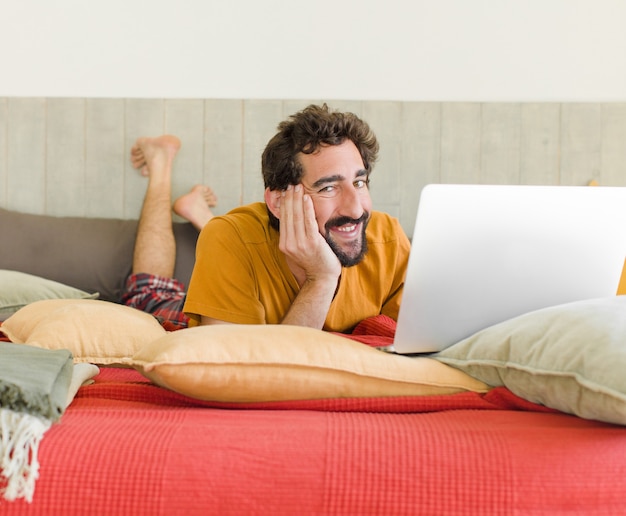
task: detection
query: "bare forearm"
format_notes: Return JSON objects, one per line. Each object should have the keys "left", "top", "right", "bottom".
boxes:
{"left": 280, "top": 277, "right": 338, "bottom": 329}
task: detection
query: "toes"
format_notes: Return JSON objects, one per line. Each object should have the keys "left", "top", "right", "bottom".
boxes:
{"left": 131, "top": 158, "right": 144, "bottom": 169}
{"left": 206, "top": 192, "right": 218, "bottom": 207}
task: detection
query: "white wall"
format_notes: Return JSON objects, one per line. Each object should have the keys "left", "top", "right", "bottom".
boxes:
{"left": 2, "top": 0, "right": 626, "bottom": 101}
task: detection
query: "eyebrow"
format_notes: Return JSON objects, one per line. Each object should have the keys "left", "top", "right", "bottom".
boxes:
{"left": 310, "top": 169, "right": 368, "bottom": 189}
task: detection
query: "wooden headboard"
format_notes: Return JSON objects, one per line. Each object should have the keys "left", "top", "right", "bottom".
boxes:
{"left": 1, "top": 98, "right": 624, "bottom": 236}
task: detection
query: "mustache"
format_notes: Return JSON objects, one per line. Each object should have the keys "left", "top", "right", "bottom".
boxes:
{"left": 324, "top": 212, "right": 369, "bottom": 230}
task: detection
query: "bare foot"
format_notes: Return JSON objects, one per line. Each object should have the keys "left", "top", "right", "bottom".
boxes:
{"left": 131, "top": 135, "right": 181, "bottom": 177}
{"left": 173, "top": 185, "right": 218, "bottom": 231}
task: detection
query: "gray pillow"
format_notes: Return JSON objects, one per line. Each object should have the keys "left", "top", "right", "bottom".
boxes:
{"left": 0, "top": 207, "right": 197, "bottom": 303}
{"left": 0, "top": 269, "right": 98, "bottom": 321}
{"left": 434, "top": 296, "right": 626, "bottom": 425}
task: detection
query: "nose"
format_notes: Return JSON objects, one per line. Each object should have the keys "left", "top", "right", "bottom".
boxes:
{"left": 340, "top": 185, "right": 367, "bottom": 220}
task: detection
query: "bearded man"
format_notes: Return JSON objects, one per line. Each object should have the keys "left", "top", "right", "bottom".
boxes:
{"left": 185, "top": 104, "right": 410, "bottom": 333}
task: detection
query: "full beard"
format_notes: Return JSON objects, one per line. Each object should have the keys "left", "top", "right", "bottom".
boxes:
{"left": 324, "top": 212, "right": 370, "bottom": 267}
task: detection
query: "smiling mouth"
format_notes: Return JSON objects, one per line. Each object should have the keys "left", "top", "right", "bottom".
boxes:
{"left": 335, "top": 223, "right": 359, "bottom": 234}
{"left": 326, "top": 213, "right": 369, "bottom": 238}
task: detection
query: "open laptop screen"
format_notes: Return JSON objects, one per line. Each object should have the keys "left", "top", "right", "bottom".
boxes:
{"left": 393, "top": 184, "right": 626, "bottom": 354}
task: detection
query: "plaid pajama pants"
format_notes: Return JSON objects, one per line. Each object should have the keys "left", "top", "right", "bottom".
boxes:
{"left": 121, "top": 273, "right": 189, "bottom": 331}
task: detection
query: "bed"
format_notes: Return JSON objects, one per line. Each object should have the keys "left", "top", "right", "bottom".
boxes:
{"left": 2, "top": 207, "right": 626, "bottom": 515}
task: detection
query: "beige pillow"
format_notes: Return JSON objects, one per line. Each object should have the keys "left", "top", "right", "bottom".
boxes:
{"left": 1, "top": 299, "right": 166, "bottom": 365}
{"left": 131, "top": 324, "right": 490, "bottom": 403}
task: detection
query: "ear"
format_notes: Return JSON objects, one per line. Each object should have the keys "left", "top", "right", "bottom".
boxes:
{"left": 264, "top": 187, "right": 281, "bottom": 220}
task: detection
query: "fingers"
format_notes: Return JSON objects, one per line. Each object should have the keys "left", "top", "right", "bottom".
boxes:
{"left": 279, "top": 185, "right": 299, "bottom": 252}
{"left": 302, "top": 192, "right": 317, "bottom": 237}
{"left": 291, "top": 185, "right": 307, "bottom": 241}
{"left": 278, "top": 185, "right": 314, "bottom": 253}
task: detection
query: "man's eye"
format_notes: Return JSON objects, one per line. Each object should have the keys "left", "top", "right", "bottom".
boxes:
{"left": 315, "top": 185, "right": 340, "bottom": 198}
{"left": 319, "top": 185, "right": 336, "bottom": 194}
{"left": 355, "top": 179, "right": 368, "bottom": 189}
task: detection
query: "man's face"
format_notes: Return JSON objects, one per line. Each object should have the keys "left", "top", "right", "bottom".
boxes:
{"left": 299, "top": 140, "right": 372, "bottom": 267}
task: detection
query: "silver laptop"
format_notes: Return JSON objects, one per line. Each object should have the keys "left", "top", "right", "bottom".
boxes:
{"left": 392, "top": 184, "right": 626, "bottom": 354}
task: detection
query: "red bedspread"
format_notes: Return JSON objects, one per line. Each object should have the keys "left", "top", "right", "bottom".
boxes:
{"left": 4, "top": 367, "right": 626, "bottom": 515}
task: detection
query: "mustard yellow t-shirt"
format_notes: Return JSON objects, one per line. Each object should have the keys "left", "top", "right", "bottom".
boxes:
{"left": 184, "top": 202, "right": 410, "bottom": 333}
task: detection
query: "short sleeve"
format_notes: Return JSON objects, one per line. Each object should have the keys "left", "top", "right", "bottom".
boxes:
{"left": 184, "top": 217, "right": 266, "bottom": 325}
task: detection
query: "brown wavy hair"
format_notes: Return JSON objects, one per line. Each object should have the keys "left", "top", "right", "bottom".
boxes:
{"left": 261, "top": 103, "right": 379, "bottom": 192}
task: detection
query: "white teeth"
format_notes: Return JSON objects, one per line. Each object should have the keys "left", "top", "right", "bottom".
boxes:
{"left": 337, "top": 225, "right": 357, "bottom": 232}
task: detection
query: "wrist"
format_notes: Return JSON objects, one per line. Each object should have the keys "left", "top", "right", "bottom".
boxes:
{"left": 304, "top": 270, "right": 341, "bottom": 286}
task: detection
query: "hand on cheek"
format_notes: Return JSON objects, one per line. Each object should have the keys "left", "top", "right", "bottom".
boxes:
{"left": 279, "top": 185, "right": 341, "bottom": 281}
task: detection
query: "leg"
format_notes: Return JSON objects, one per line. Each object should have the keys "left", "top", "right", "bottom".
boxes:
{"left": 126, "top": 135, "right": 219, "bottom": 331}
{"left": 131, "top": 135, "right": 181, "bottom": 277}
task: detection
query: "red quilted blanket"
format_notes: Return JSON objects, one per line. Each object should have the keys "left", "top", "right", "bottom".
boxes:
{"left": 2, "top": 366, "right": 623, "bottom": 515}
{"left": 3, "top": 316, "right": 626, "bottom": 514}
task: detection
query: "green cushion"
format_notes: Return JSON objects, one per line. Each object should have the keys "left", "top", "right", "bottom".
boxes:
{"left": 434, "top": 296, "right": 626, "bottom": 425}
{"left": 0, "top": 270, "right": 98, "bottom": 321}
